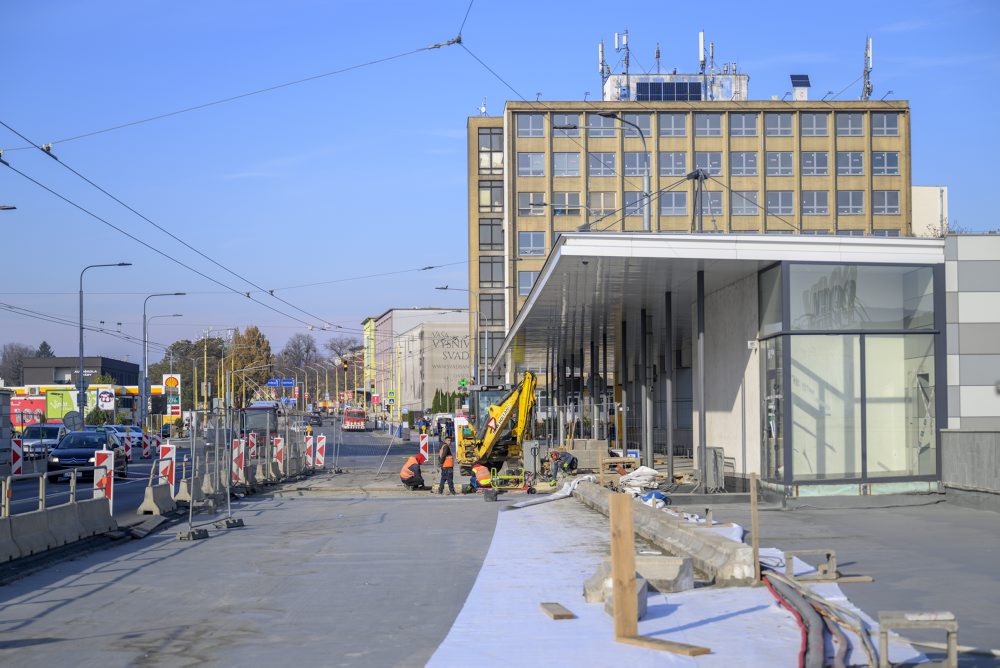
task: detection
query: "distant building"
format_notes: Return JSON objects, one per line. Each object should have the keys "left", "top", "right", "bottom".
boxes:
{"left": 912, "top": 185, "right": 948, "bottom": 237}
{"left": 399, "top": 322, "right": 470, "bottom": 413}
{"left": 21, "top": 356, "right": 139, "bottom": 388}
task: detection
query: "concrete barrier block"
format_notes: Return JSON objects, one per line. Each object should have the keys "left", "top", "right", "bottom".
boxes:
{"left": 635, "top": 554, "right": 694, "bottom": 592}
{"left": 10, "top": 509, "right": 58, "bottom": 557}
{"left": 255, "top": 462, "right": 268, "bottom": 485}
{"left": 584, "top": 559, "right": 651, "bottom": 618}
{"left": 602, "top": 575, "right": 649, "bottom": 620}
{"left": 176, "top": 475, "right": 206, "bottom": 504}
{"left": 0, "top": 517, "right": 19, "bottom": 562}
{"left": 76, "top": 498, "right": 116, "bottom": 536}
{"left": 46, "top": 504, "right": 84, "bottom": 547}
{"left": 138, "top": 483, "right": 177, "bottom": 516}
{"left": 570, "top": 449, "right": 603, "bottom": 471}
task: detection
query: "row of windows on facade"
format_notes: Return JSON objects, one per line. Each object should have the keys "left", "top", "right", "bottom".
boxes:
{"left": 506, "top": 111, "right": 899, "bottom": 140}
{"left": 507, "top": 150, "right": 899, "bottom": 178}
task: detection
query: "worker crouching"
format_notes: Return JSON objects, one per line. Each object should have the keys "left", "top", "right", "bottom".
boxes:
{"left": 549, "top": 450, "right": 578, "bottom": 486}
{"left": 462, "top": 463, "right": 492, "bottom": 494}
{"left": 400, "top": 453, "right": 430, "bottom": 490}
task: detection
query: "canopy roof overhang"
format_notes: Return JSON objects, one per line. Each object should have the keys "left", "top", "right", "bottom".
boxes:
{"left": 494, "top": 233, "right": 946, "bottom": 373}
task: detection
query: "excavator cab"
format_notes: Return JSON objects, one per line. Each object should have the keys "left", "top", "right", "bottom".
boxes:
{"left": 457, "top": 372, "right": 537, "bottom": 474}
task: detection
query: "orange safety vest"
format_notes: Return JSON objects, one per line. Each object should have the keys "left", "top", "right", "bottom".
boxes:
{"left": 439, "top": 445, "right": 454, "bottom": 469}
{"left": 472, "top": 464, "right": 491, "bottom": 487}
{"left": 400, "top": 456, "right": 419, "bottom": 480}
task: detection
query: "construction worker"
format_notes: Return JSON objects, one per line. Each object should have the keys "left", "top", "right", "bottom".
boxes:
{"left": 437, "top": 436, "right": 456, "bottom": 495}
{"left": 549, "top": 450, "right": 578, "bottom": 485}
{"left": 467, "top": 462, "right": 492, "bottom": 492}
{"left": 400, "top": 453, "right": 428, "bottom": 490}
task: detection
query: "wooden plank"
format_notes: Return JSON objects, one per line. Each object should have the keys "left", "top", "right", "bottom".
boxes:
{"left": 618, "top": 634, "right": 712, "bottom": 657}
{"left": 750, "top": 472, "right": 760, "bottom": 585}
{"left": 539, "top": 602, "right": 576, "bottom": 620}
{"left": 609, "top": 493, "right": 638, "bottom": 639}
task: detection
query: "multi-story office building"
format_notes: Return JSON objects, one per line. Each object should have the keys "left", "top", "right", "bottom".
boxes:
{"left": 467, "top": 62, "right": 912, "bottom": 377}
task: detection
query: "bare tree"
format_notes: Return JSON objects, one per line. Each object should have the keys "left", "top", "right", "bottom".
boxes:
{"left": 324, "top": 335, "right": 361, "bottom": 358}
{"left": 279, "top": 333, "right": 319, "bottom": 372}
{"left": 0, "top": 342, "right": 36, "bottom": 386}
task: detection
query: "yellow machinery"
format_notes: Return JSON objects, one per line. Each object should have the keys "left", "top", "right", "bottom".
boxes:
{"left": 456, "top": 371, "right": 536, "bottom": 474}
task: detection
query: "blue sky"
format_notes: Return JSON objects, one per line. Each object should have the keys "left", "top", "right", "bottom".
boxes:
{"left": 2, "top": 0, "right": 998, "bottom": 365}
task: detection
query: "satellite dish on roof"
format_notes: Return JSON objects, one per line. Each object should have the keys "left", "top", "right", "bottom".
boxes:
{"left": 63, "top": 411, "right": 84, "bottom": 432}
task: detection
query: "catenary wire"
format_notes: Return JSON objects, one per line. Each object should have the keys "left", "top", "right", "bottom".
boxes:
{"left": 457, "top": 0, "right": 475, "bottom": 35}
{"left": 0, "top": 302, "right": 170, "bottom": 351}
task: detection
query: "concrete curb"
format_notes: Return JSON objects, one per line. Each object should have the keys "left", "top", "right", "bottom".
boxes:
{"left": 9, "top": 509, "right": 58, "bottom": 558}
{"left": 572, "top": 481, "right": 754, "bottom": 586}
{"left": 77, "top": 498, "right": 117, "bottom": 537}
{"left": 138, "top": 483, "right": 177, "bottom": 515}
{"left": 46, "top": 504, "right": 83, "bottom": 547}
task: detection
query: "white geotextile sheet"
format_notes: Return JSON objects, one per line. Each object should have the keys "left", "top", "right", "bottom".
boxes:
{"left": 430, "top": 500, "right": 923, "bottom": 667}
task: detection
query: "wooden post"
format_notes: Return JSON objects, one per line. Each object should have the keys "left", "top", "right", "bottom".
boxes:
{"left": 609, "top": 493, "right": 638, "bottom": 639}
{"left": 750, "top": 472, "right": 760, "bottom": 585}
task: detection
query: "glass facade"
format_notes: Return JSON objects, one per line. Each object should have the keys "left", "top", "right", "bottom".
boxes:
{"left": 760, "top": 262, "right": 941, "bottom": 486}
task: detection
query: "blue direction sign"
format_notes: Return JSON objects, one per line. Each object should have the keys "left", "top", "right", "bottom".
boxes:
{"left": 281, "top": 378, "right": 295, "bottom": 387}
{"left": 266, "top": 379, "right": 280, "bottom": 387}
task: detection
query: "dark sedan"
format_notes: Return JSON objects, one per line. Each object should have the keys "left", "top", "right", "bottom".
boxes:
{"left": 47, "top": 430, "right": 128, "bottom": 480}
{"left": 307, "top": 414, "right": 323, "bottom": 427}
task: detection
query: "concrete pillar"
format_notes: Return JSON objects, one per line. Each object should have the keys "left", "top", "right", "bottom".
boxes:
{"left": 664, "top": 292, "right": 674, "bottom": 481}
{"left": 697, "top": 271, "right": 707, "bottom": 489}
{"left": 602, "top": 324, "right": 608, "bottom": 442}
{"left": 641, "top": 308, "right": 653, "bottom": 468}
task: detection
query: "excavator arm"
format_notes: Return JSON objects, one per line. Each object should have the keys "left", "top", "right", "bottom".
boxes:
{"left": 471, "top": 371, "right": 536, "bottom": 470}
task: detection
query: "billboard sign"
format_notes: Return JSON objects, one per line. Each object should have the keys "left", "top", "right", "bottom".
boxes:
{"left": 45, "top": 390, "right": 77, "bottom": 421}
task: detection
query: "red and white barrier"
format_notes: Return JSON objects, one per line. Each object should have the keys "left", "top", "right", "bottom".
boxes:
{"left": 305, "top": 435, "right": 314, "bottom": 468}
{"left": 248, "top": 432, "right": 258, "bottom": 459}
{"left": 158, "top": 443, "right": 176, "bottom": 492}
{"left": 94, "top": 449, "right": 115, "bottom": 513}
{"left": 142, "top": 433, "right": 151, "bottom": 458}
{"left": 419, "top": 433, "right": 429, "bottom": 460}
{"left": 123, "top": 436, "right": 132, "bottom": 462}
{"left": 231, "top": 439, "right": 245, "bottom": 485}
{"left": 273, "top": 436, "right": 284, "bottom": 475}
{"left": 154, "top": 434, "right": 163, "bottom": 452}
{"left": 315, "top": 434, "right": 326, "bottom": 468}
{"left": 11, "top": 438, "right": 23, "bottom": 475}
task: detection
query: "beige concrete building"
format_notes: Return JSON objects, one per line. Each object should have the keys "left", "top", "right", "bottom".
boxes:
{"left": 398, "top": 321, "right": 470, "bottom": 414}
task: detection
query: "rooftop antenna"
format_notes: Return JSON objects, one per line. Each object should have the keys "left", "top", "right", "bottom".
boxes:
{"left": 479, "top": 97, "right": 487, "bottom": 116}
{"left": 614, "top": 30, "right": 630, "bottom": 100}
{"left": 861, "top": 36, "right": 873, "bottom": 101}
{"left": 599, "top": 39, "right": 608, "bottom": 91}
{"left": 655, "top": 42, "right": 661, "bottom": 74}
{"left": 698, "top": 31, "right": 706, "bottom": 74}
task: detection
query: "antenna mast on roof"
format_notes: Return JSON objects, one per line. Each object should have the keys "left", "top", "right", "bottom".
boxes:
{"left": 615, "top": 30, "right": 630, "bottom": 99}
{"left": 861, "top": 36, "right": 873, "bottom": 101}
{"left": 655, "top": 42, "right": 661, "bottom": 74}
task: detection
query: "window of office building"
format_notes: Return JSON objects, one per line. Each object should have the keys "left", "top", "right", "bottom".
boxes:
{"left": 801, "top": 191, "right": 829, "bottom": 215}
{"left": 517, "top": 113, "right": 544, "bottom": 137}
{"left": 766, "top": 113, "right": 793, "bottom": 136}
{"left": 588, "top": 113, "right": 616, "bottom": 137}
{"left": 766, "top": 152, "right": 793, "bottom": 176}
{"left": 552, "top": 191, "right": 580, "bottom": 215}
{"left": 517, "top": 152, "right": 544, "bottom": 177}
{"left": 800, "top": 113, "right": 829, "bottom": 137}
{"left": 552, "top": 113, "right": 580, "bottom": 137}
{"left": 479, "top": 180, "right": 503, "bottom": 213}
{"left": 479, "top": 331, "right": 503, "bottom": 364}
{"left": 588, "top": 152, "right": 616, "bottom": 177}
{"left": 695, "top": 113, "right": 722, "bottom": 136}
{"left": 623, "top": 113, "right": 651, "bottom": 137}
{"left": 478, "top": 218, "right": 502, "bottom": 251}
{"left": 624, "top": 191, "right": 649, "bottom": 217}
{"left": 837, "top": 190, "right": 864, "bottom": 215}
{"left": 699, "top": 191, "right": 723, "bottom": 215}
{"left": 660, "top": 192, "right": 687, "bottom": 216}
{"left": 802, "top": 151, "right": 829, "bottom": 176}
{"left": 518, "top": 231, "right": 545, "bottom": 256}
{"left": 730, "top": 113, "right": 758, "bottom": 136}
{"left": 660, "top": 152, "right": 686, "bottom": 176}
{"left": 479, "top": 294, "right": 504, "bottom": 326}
{"left": 873, "top": 190, "right": 900, "bottom": 215}
{"left": 732, "top": 191, "right": 759, "bottom": 216}
{"left": 624, "top": 151, "right": 651, "bottom": 176}
{"left": 588, "top": 191, "right": 616, "bottom": 217}
{"left": 766, "top": 191, "right": 794, "bottom": 216}
{"left": 872, "top": 112, "right": 899, "bottom": 136}
{"left": 517, "top": 271, "right": 540, "bottom": 296}
{"left": 478, "top": 128, "right": 503, "bottom": 175}
{"left": 837, "top": 152, "right": 864, "bottom": 176}
{"left": 479, "top": 257, "right": 503, "bottom": 288}
{"left": 659, "top": 113, "right": 686, "bottom": 137}
{"left": 517, "top": 191, "right": 544, "bottom": 216}
{"left": 873, "top": 152, "right": 899, "bottom": 176}
{"left": 731, "top": 151, "right": 758, "bottom": 176}
{"left": 695, "top": 151, "right": 722, "bottom": 176}
{"left": 553, "top": 152, "right": 580, "bottom": 177}
{"left": 836, "top": 113, "right": 863, "bottom": 136}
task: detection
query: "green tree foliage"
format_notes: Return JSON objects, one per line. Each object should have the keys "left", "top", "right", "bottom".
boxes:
{"left": 35, "top": 341, "right": 55, "bottom": 358}
{"left": 148, "top": 336, "right": 228, "bottom": 410}
{"left": 85, "top": 405, "right": 109, "bottom": 426}
{"left": 228, "top": 326, "right": 273, "bottom": 408}
{"left": 90, "top": 372, "right": 115, "bottom": 384}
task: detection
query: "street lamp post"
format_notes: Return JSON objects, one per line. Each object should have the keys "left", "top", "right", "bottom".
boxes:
{"left": 141, "top": 292, "right": 185, "bottom": 428}
{"left": 436, "top": 286, "right": 481, "bottom": 383}
{"left": 598, "top": 112, "right": 650, "bottom": 232}
{"left": 79, "top": 262, "right": 132, "bottom": 413}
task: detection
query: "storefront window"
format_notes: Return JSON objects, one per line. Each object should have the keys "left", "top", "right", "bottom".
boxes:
{"left": 761, "top": 336, "right": 784, "bottom": 482}
{"left": 758, "top": 265, "right": 782, "bottom": 336}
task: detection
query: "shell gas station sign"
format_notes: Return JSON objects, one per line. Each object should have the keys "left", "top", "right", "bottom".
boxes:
{"left": 163, "top": 374, "right": 182, "bottom": 416}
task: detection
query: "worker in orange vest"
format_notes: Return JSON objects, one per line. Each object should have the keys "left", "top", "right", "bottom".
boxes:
{"left": 465, "top": 462, "right": 492, "bottom": 493}
{"left": 437, "top": 436, "right": 456, "bottom": 495}
{"left": 400, "top": 453, "right": 428, "bottom": 490}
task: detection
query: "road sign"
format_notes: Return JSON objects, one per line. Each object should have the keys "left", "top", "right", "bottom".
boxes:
{"left": 419, "top": 434, "right": 428, "bottom": 459}
{"left": 486, "top": 417, "right": 498, "bottom": 432}
{"left": 387, "top": 390, "right": 395, "bottom": 399}
{"left": 305, "top": 435, "right": 314, "bottom": 468}
{"left": 94, "top": 450, "right": 114, "bottom": 513}
{"left": 232, "top": 439, "right": 245, "bottom": 484}
{"left": 11, "top": 438, "right": 22, "bottom": 475}
{"left": 372, "top": 394, "right": 380, "bottom": 405}
{"left": 281, "top": 378, "right": 295, "bottom": 387}
{"left": 169, "top": 404, "right": 181, "bottom": 416}
{"left": 387, "top": 397, "right": 395, "bottom": 405}
{"left": 97, "top": 389, "right": 115, "bottom": 410}
{"left": 266, "top": 378, "right": 280, "bottom": 387}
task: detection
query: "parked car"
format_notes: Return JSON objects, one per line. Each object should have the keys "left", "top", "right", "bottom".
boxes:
{"left": 47, "top": 429, "right": 128, "bottom": 480}
{"left": 110, "top": 424, "right": 144, "bottom": 443}
{"left": 20, "top": 424, "right": 67, "bottom": 459}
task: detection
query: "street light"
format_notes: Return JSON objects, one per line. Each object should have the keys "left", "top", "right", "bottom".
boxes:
{"left": 141, "top": 292, "right": 185, "bottom": 429}
{"left": 79, "top": 262, "right": 131, "bottom": 413}
{"left": 598, "top": 112, "right": 651, "bottom": 232}
{"left": 436, "top": 286, "right": 485, "bottom": 384}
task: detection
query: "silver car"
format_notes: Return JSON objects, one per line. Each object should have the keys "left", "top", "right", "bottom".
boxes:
{"left": 20, "top": 424, "right": 68, "bottom": 459}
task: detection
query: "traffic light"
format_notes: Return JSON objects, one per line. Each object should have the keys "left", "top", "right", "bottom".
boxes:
{"left": 342, "top": 361, "right": 349, "bottom": 371}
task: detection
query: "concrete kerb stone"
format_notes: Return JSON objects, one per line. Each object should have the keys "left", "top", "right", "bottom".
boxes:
{"left": 572, "top": 480, "right": 754, "bottom": 586}
{"left": 9, "top": 509, "right": 59, "bottom": 557}
{"left": 176, "top": 474, "right": 206, "bottom": 505}
{"left": 583, "top": 560, "right": 650, "bottom": 619}
{"left": 0, "top": 517, "right": 18, "bottom": 562}
{"left": 138, "top": 483, "right": 177, "bottom": 516}
{"left": 46, "top": 503, "right": 84, "bottom": 547}
{"left": 76, "top": 498, "right": 117, "bottom": 536}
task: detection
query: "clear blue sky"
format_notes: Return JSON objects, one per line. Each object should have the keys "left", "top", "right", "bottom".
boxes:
{"left": 2, "top": 0, "right": 997, "bottom": 365}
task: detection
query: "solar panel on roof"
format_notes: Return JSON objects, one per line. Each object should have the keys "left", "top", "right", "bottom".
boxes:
{"left": 790, "top": 74, "right": 811, "bottom": 87}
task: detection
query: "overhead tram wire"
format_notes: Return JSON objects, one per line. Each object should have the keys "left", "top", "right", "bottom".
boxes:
{"left": 2, "top": 119, "right": 344, "bottom": 328}
{"left": 0, "top": 160, "right": 321, "bottom": 329}
{"left": 0, "top": 302, "right": 170, "bottom": 352}
{"left": 707, "top": 176, "right": 799, "bottom": 232}
{"left": 457, "top": 0, "right": 476, "bottom": 36}
{"left": 0, "top": 38, "right": 462, "bottom": 152}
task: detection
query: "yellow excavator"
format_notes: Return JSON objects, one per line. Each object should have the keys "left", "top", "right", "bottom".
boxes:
{"left": 456, "top": 371, "right": 537, "bottom": 475}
